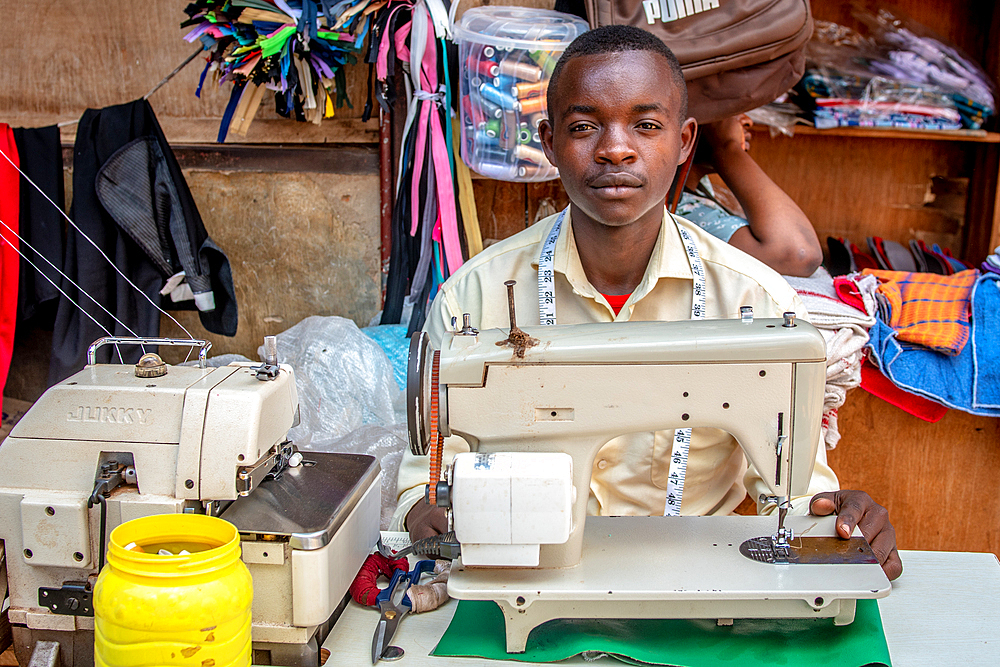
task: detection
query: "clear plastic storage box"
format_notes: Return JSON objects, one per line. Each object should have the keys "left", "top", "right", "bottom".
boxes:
{"left": 453, "top": 7, "right": 589, "bottom": 182}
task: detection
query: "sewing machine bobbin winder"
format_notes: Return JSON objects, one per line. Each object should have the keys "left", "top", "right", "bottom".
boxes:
{"left": 407, "top": 287, "right": 891, "bottom": 653}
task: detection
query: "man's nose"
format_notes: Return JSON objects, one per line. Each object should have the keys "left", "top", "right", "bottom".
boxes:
{"left": 595, "top": 126, "right": 637, "bottom": 164}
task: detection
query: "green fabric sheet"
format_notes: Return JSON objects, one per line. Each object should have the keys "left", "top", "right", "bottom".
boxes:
{"left": 433, "top": 599, "right": 891, "bottom": 666}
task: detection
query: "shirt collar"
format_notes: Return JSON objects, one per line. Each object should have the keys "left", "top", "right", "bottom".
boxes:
{"left": 531, "top": 207, "right": 694, "bottom": 301}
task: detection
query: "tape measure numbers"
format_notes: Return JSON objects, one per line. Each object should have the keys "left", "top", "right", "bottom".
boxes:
{"left": 537, "top": 209, "right": 706, "bottom": 517}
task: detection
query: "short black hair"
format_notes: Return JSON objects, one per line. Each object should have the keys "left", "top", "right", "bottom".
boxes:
{"left": 547, "top": 24, "right": 688, "bottom": 122}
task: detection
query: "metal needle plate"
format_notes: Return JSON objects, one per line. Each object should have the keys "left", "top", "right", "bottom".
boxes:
{"left": 740, "top": 536, "right": 879, "bottom": 565}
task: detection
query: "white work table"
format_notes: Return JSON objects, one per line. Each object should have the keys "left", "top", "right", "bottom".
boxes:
{"left": 324, "top": 550, "right": 1000, "bottom": 666}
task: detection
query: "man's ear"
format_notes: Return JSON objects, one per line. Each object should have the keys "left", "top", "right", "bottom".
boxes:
{"left": 539, "top": 118, "right": 557, "bottom": 168}
{"left": 676, "top": 117, "right": 698, "bottom": 165}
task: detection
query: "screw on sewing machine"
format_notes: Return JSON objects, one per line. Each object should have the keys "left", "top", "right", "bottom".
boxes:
{"left": 505, "top": 280, "right": 520, "bottom": 331}
{"left": 740, "top": 306, "right": 753, "bottom": 323}
{"left": 783, "top": 311, "right": 797, "bottom": 327}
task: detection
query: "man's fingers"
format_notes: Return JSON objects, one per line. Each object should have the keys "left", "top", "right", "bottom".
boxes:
{"left": 882, "top": 548, "right": 903, "bottom": 581}
{"left": 809, "top": 492, "right": 837, "bottom": 516}
{"left": 832, "top": 492, "right": 869, "bottom": 539}
{"left": 856, "top": 501, "right": 891, "bottom": 543}
{"left": 868, "top": 523, "right": 897, "bottom": 566}
{"left": 406, "top": 502, "right": 448, "bottom": 541}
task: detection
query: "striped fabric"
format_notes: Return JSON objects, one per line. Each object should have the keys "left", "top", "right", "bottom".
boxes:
{"left": 863, "top": 269, "right": 979, "bottom": 355}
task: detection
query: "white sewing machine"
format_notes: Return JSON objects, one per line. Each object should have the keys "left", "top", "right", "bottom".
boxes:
{"left": 407, "top": 307, "right": 891, "bottom": 653}
{"left": 0, "top": 337, "right": 381, "bottom": 667}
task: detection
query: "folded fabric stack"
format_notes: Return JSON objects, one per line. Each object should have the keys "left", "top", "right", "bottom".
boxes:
{"left": 862, "top": 269, "right": 1000, "bottom": 418}
{"left": 791, "top": 11, "right": 995, "bottom": 131}
{"left": 784, "top": 268, "right": 876, "bottom": 449}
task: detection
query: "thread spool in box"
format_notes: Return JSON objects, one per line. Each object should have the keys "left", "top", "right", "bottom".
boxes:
{"left": 453, "top": 7, "right": 589, "bottom": 182}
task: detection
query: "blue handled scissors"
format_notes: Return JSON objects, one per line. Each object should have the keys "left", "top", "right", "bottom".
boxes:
{"left": 371, "top": 559, "right": 436, "bottom": 663}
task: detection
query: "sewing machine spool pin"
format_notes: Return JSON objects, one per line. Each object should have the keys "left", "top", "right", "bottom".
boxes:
{"left": 499, "top": 280, "right": 538, "bottom": 357}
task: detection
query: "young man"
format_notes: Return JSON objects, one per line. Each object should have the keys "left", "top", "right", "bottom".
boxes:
{"left": 391, "top": 25, "right": 901, "bottom": 580}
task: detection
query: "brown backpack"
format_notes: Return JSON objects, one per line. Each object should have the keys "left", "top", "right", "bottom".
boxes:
{"left": 583, "top": 0, "right": 813, "bottom": 123}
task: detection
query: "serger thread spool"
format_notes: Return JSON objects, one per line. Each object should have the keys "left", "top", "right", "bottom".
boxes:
{"left": 478, "top": 82, "right": 520, "bottom": 111}
{"left": 514, "top": 144, "right": 547, "bottom": 165}
{"left": 528, "top": 50, "right": 557, "bottom": 76}
{"left": 500, "top": 111, "right": 519, "bottom": 149}
{"left": 518, "top": 96, "right": 546, "bottom": 116}
{"left": 498, "top": 59, "right": 542, "bottom": 82}
{"left": 515, "top": 81, "right": 547, "bottom": 99}
{"left": 465, "top": 56, "right": 499, "bottom": 78}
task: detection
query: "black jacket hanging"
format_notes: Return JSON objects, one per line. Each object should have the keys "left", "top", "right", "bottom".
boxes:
{"left": 49, "top": 99, "right": 237, "bottom": 384}
{"left": 12, "top": 125, "right": 64, "bottom": 326}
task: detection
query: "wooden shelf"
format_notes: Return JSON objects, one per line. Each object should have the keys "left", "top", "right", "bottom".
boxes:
{"left": 754, "top": 124, "right": 1000, "bottom": 143}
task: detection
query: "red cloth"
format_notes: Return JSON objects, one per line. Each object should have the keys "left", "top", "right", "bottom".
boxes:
{"left": 0, "top": 125, "right": 20, "bottom": 415}
{"left": 602, "top": 292, "right": 630, "bottom": 316}
{"left": 859, "top": 359, "right": 948, "bottom": 423}
{"left": 833, "top": 276, "right": 867, "bottom": 312}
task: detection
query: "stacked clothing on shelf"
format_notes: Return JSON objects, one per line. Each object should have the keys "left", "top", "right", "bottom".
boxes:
{"left": 862, "top": 269, "right": 1000, "bottom": 418}
{"left": 783, "top": 268, "right": 876, "bottom": 449}
{"left": 790, "top": 7, "right": 996, "bottom": 131}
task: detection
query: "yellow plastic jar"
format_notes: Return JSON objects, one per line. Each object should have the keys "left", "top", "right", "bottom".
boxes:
{"left": 94, "top": 513, "right": 253, "bottom": 667}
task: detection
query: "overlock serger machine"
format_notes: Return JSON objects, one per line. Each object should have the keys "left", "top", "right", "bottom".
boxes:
{"left": 0, "top": 337, "right": 381, "bottom": 667}
{"left": 407, "top": 295, "right": 891, "bottom": 653}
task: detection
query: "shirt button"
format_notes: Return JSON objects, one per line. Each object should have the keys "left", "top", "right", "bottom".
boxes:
{"left": 596, "top": 459, "right": 608, "bottom": 470}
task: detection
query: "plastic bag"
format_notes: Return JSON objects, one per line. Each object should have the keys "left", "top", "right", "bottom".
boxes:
{"left": 856, "top": 6, "right": 996, "bottom": 117}
{"left": 796, "top": 7, "right": 995, "bottom": 131}
{"left": 259, "top": 316, "right": 404, "bottom": 447}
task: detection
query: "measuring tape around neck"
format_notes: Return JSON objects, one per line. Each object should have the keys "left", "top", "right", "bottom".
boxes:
{"left": 537, "top": 208, "right": 706, "bottom": 516}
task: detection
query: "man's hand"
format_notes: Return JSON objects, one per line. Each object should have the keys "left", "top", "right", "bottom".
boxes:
{"left": 810, "top": 490, "right": 903, "bottom": 581}
{"left": 406, "top": 500, "right": 448, "bottom": 542}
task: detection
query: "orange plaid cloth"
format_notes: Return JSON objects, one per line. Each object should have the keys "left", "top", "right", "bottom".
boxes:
{"left": 863, "top": 269, "right": 979, "bottom": 355}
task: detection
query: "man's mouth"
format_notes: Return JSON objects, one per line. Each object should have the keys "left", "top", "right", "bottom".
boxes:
{"left": 589, "top": 172, "right": 644, "bottom": 190}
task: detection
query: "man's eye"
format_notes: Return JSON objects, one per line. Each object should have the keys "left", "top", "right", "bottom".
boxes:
{"left": 637, "top": 122, "right": 661, "bottom": 130}
{"left": 569, "top": 123, "right": 594, "bottom": 132}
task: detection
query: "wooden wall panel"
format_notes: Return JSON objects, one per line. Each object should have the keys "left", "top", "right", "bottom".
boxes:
{"left": 750, "top": 133, "right": 973, "bottom": 256}
{"left": 830, "top": 390, "right": 1000, "bottom": 557}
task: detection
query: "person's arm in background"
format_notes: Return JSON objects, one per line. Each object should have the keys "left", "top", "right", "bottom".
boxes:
{"left": 696, "top": 115, "right": 823, "bottom": 277}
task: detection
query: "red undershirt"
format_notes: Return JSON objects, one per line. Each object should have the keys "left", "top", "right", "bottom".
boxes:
{"left": 602, "top": 292, "right": 631, "bottom": 316}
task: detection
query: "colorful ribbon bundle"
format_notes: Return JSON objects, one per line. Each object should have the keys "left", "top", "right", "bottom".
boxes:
{"left": 181, "top": 0, "right": 383, "bottom": 140}
{"left": 375, "top": 0, "right": 479, "bottom": 332}
{"left": 182, "top": 0, "right": 479, "bottom": 328}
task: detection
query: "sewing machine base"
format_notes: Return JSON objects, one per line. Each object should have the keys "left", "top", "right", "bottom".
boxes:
{"left": 447, "top": 515, "right": 891, "bottom": 653}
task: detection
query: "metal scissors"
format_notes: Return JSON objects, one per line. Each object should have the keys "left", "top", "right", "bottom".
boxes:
{"left": 371, "top": 559, "right": 436, "bottom": 663}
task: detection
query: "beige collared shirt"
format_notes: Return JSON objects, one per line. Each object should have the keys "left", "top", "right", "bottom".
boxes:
{"left": 389, "top": 208, "right": 838, "bottom": 530}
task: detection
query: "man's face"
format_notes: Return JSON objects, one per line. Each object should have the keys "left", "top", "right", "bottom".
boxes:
{"left": 540, "top": 51, "right": 696, "bottom": 229}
